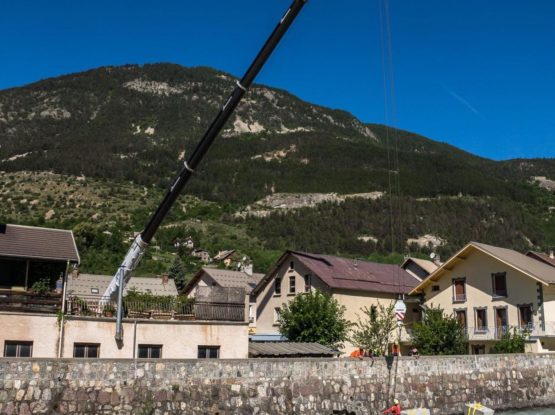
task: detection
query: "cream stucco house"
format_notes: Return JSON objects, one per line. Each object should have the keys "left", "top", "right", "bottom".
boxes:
{"left": 410, "top": 241, "right": 555, "bottom": 354}
{"left": 251, "top": 251, "right": 422, "bottom": 354}
{"left": 0, "top": 224, "right": 248, "bottom": 359}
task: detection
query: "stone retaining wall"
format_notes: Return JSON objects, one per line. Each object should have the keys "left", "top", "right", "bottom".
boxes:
{"left": 1, "top": 354, "right": 554, "bottom": 414}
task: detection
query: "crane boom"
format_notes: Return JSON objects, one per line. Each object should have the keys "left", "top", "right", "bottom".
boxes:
{"left": 103, "top": 0, "right": 309, "bottom": 344}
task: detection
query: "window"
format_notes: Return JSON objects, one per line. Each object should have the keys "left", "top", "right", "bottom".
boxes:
{"left": 274, "top": 278, "right": 281, "bottom": 295}
{"left": 289, "top": 276, "right": 296, "bottom": 294}
{"left": 273, "top": 307, "right": 281, "bottom": 324}
{"left": 304, "top": 274, "right": 311, "bottom": 292}
{"left": 289, "top": 261, "right": 294, "bottom": 270}
{"left": 455, "top": 309, "right": 467, "bottom": 331}
{"left": 492, "top": 272, "right": 507, "bottom": 297}
{"left": 73, "top": 343, "right": 99, "bottom": 358}
{"left": 90, "top": 288, "right": 99, "bottom": 294}
{"left": 4, "top": 341, "right": 32, "bottom": 357}
{"left": 432, "top": 285, "right": 440, "bottom": 292}
{"left": 494, "top": 307, "right": 508, "bottom": 339}
{"left": 475, "top": 308, "right": 487, "bottom": 332}
{"left": 452, "top": 278, "right": 466, "bottom": 302}
{"left": 518, "top": 304, "right": 533, "bottom": 329}
{"left": 198, "top": 346, "right": 220, "bottom": 359}
{"left": 138, "top": 344, "right": 162, "bottom": 359}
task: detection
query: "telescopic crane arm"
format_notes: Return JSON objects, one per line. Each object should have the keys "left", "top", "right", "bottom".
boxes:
{"left": 102, "top": 0, "right": 309, "bottom": 344}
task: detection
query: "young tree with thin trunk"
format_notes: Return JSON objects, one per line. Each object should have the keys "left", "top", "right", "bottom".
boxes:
{"left": 350, "top": 301, "right": 397, "bottom": 356}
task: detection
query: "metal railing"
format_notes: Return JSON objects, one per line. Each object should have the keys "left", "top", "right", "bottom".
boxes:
{"left": 66, "top": 295, "right": 244, "bottom": 322}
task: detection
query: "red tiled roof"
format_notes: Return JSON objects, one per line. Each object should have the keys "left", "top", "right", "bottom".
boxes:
{"left": 0, "top": 224, "right": 79, "bottom": 263}
{"left": 290, "top": 252, "right": 419, "bottom": 294}
{"left": 253, "top": 250, "right": 419, "bottom": 296}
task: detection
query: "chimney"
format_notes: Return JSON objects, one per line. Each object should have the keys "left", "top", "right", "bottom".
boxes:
{"left": 0, "top": 224, "right": 6, "bottom": 234}
{"left": 550, "top": 250, "right": 554, "bottom": 260}
{"left": 161, "top": 273, "right": 169, "bottom": 284}
{"left": 243, "top": 263, "right": 253, "bottom": 276}
{"left": 433, "top": 254, "right": 442, "bottom": 266}
{"left": 71, "top": 267, "right": 80, "bottom": 279}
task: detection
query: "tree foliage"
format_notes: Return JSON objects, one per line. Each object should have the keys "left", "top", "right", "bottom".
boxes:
{"left": 278, "top": 290, "right": 351, "bottom": 349}
{"left": 350, "top": 301, "right": 397, "bottom": 356}
{"left": 168, "top": 256, "right": 187, "bottom": 293}
{"left": 411, "top": 306, "right": 468, "bottom": 355}
{"left": 490, "top": 327, "right": 528, "bottom": 354}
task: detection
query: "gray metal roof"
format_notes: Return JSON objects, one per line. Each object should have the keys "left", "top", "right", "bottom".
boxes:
{"left": 471, "top": 242, "right": 555, "bottom": 285}
{"left": 66, "top": 273, "right": 178, "bottom": 297}
{"left": 248, "top": 342, "right": 338, "bottom": 358}
{"left": 411, "top": 241, "right": 555, "bottom": 294}
{"left": 527, "top": 251, "right": 555, "bottom": 269}
{"left": 0, "top": 224, "right": 79, "bottom": 263}
{"left": 185, "top": 267, "right": 264, "bottom": 294}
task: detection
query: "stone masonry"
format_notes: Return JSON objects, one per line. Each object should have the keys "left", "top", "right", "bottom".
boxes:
{"left": 0, "top": 354, "right": 554, "bottom": 414}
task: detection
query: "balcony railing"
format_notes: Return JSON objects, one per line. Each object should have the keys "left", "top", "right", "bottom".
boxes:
{"left": 66, "top": 295, "right": 244, "bottom": 322}
{"left": 0, "top": 290, "right": 62, "bottom": 314}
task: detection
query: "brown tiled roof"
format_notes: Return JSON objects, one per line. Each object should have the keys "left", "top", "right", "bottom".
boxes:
{"left": 527, "top": 251, "right": 555, "bottom": 269}
{"left": 253, "top": 251, "right": 419, "bottom": 296}
{"left": 184, "top": 267, "right": 264, "bottom": 294}
{"left": 66, "top": 273, "right": 178, "bottom": 298}
{"left": 0, "top": 224, "right": 79, "bottom": 263}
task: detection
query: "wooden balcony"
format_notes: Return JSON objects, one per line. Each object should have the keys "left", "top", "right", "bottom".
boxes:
{"left": 0, "top": 290, "right": 62, "bottom": 314}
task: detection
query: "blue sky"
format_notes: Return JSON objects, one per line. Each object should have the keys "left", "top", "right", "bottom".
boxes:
{"left": 1, "top": 0, "right": 554, "bottom": 160}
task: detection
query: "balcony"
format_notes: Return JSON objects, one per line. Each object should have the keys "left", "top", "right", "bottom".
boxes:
{"left": 0, "top": 290, "right": 62, "bottom": 314}
{"left": 66, "top": 295, "right": 245, "bottom": 322}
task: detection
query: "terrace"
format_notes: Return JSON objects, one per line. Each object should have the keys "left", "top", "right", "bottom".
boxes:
{"left": 65, "top": 294, "right": 245, "bottom": 322}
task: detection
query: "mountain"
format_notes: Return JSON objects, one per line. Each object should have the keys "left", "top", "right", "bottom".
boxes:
{"left": 1, "top": 63, "right": 554, "bottom": 275}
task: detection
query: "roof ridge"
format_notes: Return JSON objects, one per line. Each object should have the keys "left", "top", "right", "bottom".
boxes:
{"left": 5, "top": 223, "right": 73, "bottom": 234}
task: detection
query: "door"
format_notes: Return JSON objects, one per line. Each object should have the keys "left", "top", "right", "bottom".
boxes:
{"left": 495, "top": 308, "right": 507, "bottom": 339}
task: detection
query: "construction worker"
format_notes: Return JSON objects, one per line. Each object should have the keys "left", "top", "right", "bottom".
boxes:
{"left": 383, "top": 399, "right": 401, "bottom": 415}
{"left": 350, "top": 347, "right": 365, "bottom": 360}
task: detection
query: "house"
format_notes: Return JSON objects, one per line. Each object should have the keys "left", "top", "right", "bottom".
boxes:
{"left": 183, "top": 267, "right": 265, "bottom": 331}
{"left": 251, "top": 251, "right": 421, "bottom": 354}
{"left": 213, "top": 250, "right": 237, "bottom": 267}
{"left": 410, "top": 241, "right": 555, "bottom": 354}
{"left": 0, "top": 223, "right": 79, "bottom": 292}
{"left": 192, "top": 248, "right": 211, "bottom": 264}
{"left": 527, "top": 250, "right": 555, "bottom": 268}
{"left": 173, "top": 236, "right": 194, "bottom": 250}
{"left": 0, "top": 224, "right": 248, "bottom": 359}
{"left": 401, "top": 257, "right": 439, "bottom": 280}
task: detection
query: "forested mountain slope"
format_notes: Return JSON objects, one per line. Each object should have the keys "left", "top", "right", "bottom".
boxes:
{"left": 1, "top": 64, "right": 554, "bottom": 275}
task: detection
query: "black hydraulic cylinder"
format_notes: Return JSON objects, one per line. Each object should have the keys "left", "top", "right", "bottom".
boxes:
{"left": 141, "top": 0, "right": 308, "bottom": 243}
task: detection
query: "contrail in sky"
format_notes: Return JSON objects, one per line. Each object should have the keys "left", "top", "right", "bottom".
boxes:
{"left": 441, "top": 84, "right": 480, "bottom": 115}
